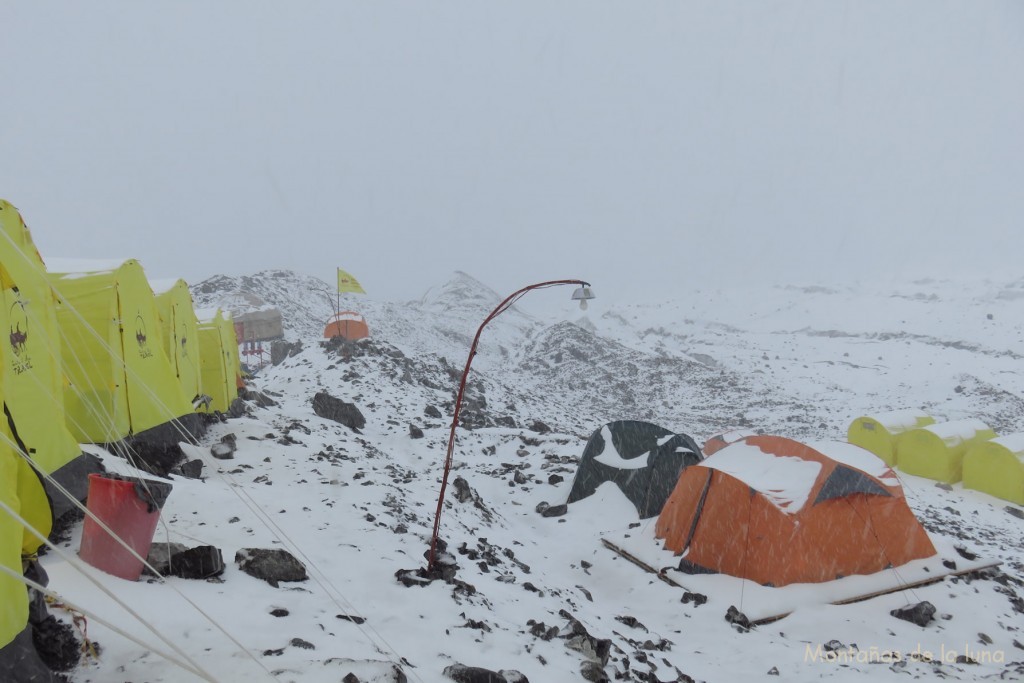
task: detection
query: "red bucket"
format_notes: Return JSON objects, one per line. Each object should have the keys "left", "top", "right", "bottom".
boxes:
{"left": 79, "top": 474, "right": 173, "bottom": 581}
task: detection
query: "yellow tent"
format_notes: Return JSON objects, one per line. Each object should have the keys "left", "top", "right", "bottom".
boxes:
{"left": 0, "top": 322, "right": 55, "bottom": 677}
{"left": 47, "top": 259, "right": 194, "bottom": 444}
{"left": 847, "top": 410, "right": 935, "bottom": 466}
{"left": 196, "top": 308, "right": 239, "bottom": 414}
{"left": 152, "top": 279, "right": 202, "bottom": 406}
{"left": 897, "top": 418, "right": 996, "bottom": 484}
{"left": 962, "top": 434, "right": 1024, "bottom": 505}
{"left": 0, "top": 201, "right": 99, "bottom": 520}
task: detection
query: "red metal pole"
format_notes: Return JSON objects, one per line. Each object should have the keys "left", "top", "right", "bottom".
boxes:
{"left": 426, "top": 279, "right": 589, "bottom": 571}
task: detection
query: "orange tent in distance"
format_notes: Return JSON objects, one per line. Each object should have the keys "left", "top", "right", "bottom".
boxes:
{"left": 324, "top": 311, "right": 369, "bottom": 341}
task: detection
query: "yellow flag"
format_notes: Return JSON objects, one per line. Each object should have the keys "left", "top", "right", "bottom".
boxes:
{"left": 337, "top": 268, "right": 366, "bottom": 294}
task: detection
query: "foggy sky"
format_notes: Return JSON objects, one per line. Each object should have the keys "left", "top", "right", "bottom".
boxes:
{"left": 2, "top": 1, "right": 1022, "bottom": 308}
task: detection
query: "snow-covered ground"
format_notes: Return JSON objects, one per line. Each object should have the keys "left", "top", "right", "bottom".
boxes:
{"left": 42, "top": 271, "right": 1024, "bottom": 682}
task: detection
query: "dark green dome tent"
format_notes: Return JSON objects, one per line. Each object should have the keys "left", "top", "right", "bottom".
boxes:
{"left": 565, "top": 420, "right": 702, "bottom": 518}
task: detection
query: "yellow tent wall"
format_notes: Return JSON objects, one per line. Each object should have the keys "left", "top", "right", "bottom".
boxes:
{"left": 220, "top": 312, "right": 241, "bottom": 389}
{"left": 196, "top": 309, "right": 238, "bottom": 413}
{"left": 963, "top": 434, "right": 1024, "bottom": 505}
{"left": 0, "top": 389, "right": 52, "bottom": 655}
{"left": 0, "top": 201, "right": 82, "bottom": 476}
{"left": 847, "top": 410, "right": 935, "bottom": 466}
{"left": 153, "top": 279, "right": 202, "bottom": 405}
{"left": 897, "top": 418, "right": 996, "bottom": 484}
{"left": 48, "top": 259, "right": 193, "bottom": 443}
{"left": 0, "top": 441, "right": 29, "bottom": 653}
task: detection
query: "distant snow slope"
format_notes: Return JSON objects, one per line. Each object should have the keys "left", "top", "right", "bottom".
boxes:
{"left": 194, "top": 270, "right": 1024, "bottom": 440}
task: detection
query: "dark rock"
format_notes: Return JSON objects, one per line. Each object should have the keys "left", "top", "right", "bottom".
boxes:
{"left": 529, "top": 420, "right": 552, "bottom": 434}
{"left": 615, "top": 616, "right": 647, "bottom": 631}
{"left": 540, "top": 504, "right": 567, "bottom": 518}
{"left": 409, "top": 424, "right": 424, "bottom": 439}
{"left": 271, "top": 340, "right": 303, "bottom": 365}
{"left": 954, "top": 546, "right": 978, "bottom": 561}
{"left": 528, "top": 621, "right": 559, "bottom": 641}
{"left": 579, "top": 661, "right": 609, "bottom": 682}
{"left": 548, "top": 474, "right": 564, "bottom": 485}
{"left": 499, "top": 671, "right": 528, "bottom": 683}
{"left": 560, "top": 610, "right": 611, "bottom": 665}
{"left": 343, "top": 674, "right": 361, "bottom": 683}
{"left": 890, "top": 601, "right": 936, "bottom": 627}
{"left": 227, "top": 397, "right": 248, "bottom": 419}
{"left": 235, "top": 548, "right": 308, "bottom": 587}
{"left": 172, "top": 458, "right": 204, "bottom": 479}
{"left": 725, "top": 606, "right": 751, "bottom": 631}
{"left": 425, "top": 405, "right": 443, "bottom": 419}
{"left": 681, "top": 591, "right": 708, "bottom": 607}
{"left": 767, "top": 666, "right": 779, "bottom": 675}
{"left": 942, "top": 559, "right": 957, "bottom": 571}
{"left": 290, "top": 638, "right": 315, "bottom": 650}
{"left": 513, "top": 470, "right": 527, "bottom": 485}
{"left": 1005, "top": 506, "right": 1024, "bottom": 520}
{"left": 312, "top": 392, "right": 366, "bottom": 432}
{"left": 442, "top": 663, "right": 511, "bottom": 682}
{"left": 270, "top": 609, "right": 289, "bottom": 617}
{"left": 32, "top": 614, "right": 81, "bottom": 672}
{"left": 167, "top": 545, "right": 225, "bottom": 579}
{"left": 395, "top": 568, "right": 433, "bottom": 588}
{"left": 109, "top": 437, "right": 186, "bottom": 478}
{"left": 211, "top": 442, "right": 235, "bottom": 460}
{"left": 453, "top": 476, "right": 474, "bottom": 503}
{"left": 337, "top": 614, "right": 366, "bottom": 624}
{"left": 935, "top": 482, "right": 953, "bottom": 491}
{"left": 240, "top": 388, "right": 278, "bottom": 407}
{"left": 145, "top": 541, "right": 189, "bottom": 576}
{"left": 494, "top": 416, "right": 517, "bottom": 428}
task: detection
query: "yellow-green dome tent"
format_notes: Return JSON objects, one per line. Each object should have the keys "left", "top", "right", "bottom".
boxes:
{"left": 962, "top": 434, "right": 1024, "bottom": 505}
{"left": 847, "top": 410, "right": 935, "bottom": 466}
{"left": 0, "top": 201, "right": 101, "bottom": 521}
{"left": 896, "top": 418, "right": 996, "bottom": 484}
{"left": 47, "top": 259, "right": 195, "bottom": 445}
{"left": 0, "top": 436, "right": 58, "bottom": 681}
{"left": 152, "top": 279, "right": 202, "bottom": 407}
{"left": 196, "top": 308, "right": 240, "bottom": 414}
{"left": 0, "top": 350, "right": 59, "bottom": 679}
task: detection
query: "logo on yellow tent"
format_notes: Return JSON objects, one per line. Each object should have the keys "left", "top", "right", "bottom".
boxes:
{"left": 8, "top": 299, "right": 32, "bottom": 374}
{"left": 135, "top": 314, "right": 153, "bottom": 359}
{"left": 179, "top": 321, "right": 189, "bottom": 358}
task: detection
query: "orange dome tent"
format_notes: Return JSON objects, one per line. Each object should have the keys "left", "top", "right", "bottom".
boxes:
{"left": 323, "top": 311, "right": 369, "bottom": 341}
{"left": 655, "top": 435, "right": 936, "bottom": 587}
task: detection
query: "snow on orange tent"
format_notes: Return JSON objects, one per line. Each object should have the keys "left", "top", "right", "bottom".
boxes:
{"left": 655, "top": 435, "right": 936, "bottom": 587}
{"left": 702, "top": 428, "right": 757, "bottom": 456}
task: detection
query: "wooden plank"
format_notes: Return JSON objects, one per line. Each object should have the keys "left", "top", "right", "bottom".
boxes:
{"left": 601, "top": 538, "right": 1002, "bottom": 626}
{"left": 827, "top": 561, "right": 1002, "bottom": 606}
{"left": 600, "top": 538, "right": 686, "bottom": 589}
{"left": 751, "top": 561, "right": 1002, "bottom": 625}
